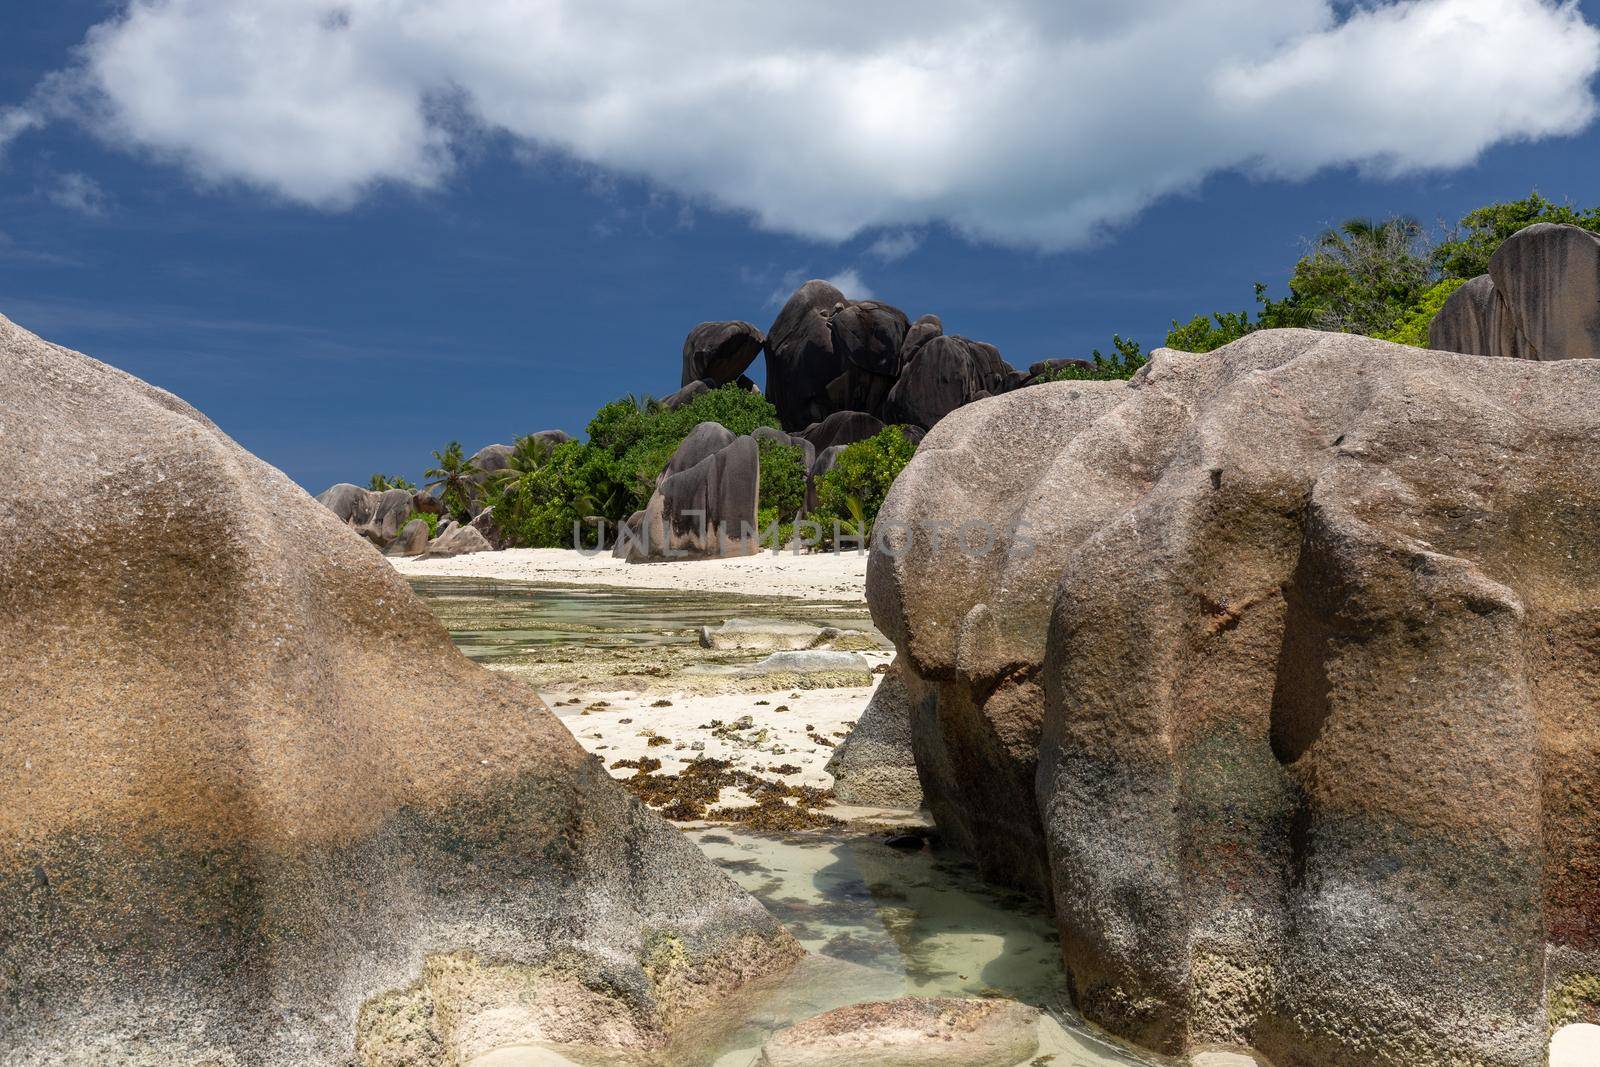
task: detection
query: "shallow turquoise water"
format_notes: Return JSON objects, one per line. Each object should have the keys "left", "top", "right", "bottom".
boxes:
{"left": 411, "top": 579, "right": 1153, "bottom": 1067}
{"left": 410, "top": 576, "right": 877, "bottom": 661}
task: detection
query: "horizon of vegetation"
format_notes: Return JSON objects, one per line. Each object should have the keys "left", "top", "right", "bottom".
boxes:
{"left": 365, "top": 192, "right": 1598, "bottom": 550}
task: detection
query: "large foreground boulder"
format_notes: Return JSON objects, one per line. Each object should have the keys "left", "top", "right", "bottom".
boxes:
{"left": 0, "top": 314, "right": 799, "bottom": 1065}
{"left": 1430, "top": 222, "right": 1600, "bottom": 361}
{"left": 316, "top": 482, "right": 416, "bottom": 547}
{"left": 765, "top": 280, "right": 909, "bottom": 430}
{"left": 868, "top": 329, "right": 1600, "bottom": 1066}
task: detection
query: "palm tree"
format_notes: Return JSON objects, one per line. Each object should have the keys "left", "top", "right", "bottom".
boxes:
{"left": 1296, "top": 216, "right": 1429, "bottom": 335}
{"left": 425, "top": 441, "right": 473, "bottom": 521}
{"left": 487, "top": 434, "right": 557, "bottom": 492}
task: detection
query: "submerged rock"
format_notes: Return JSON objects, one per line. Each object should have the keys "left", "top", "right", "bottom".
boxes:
{"left": 757, "top": 997, "right": 1039, "bottom": 1067}
{"left": 0, "top": 313, "right": 798, "bottom": 1065}
{"left": 824, "top": 658, "right": 923, "bottom": 810}
{"left": 868, "top": 328, "right": 1600, "bottom": 1066}
{"left": 740, "top": 651, "right": 873, "bottom": 689}
{"left": 699, "top": 618, "right": 830, "bottom": 651}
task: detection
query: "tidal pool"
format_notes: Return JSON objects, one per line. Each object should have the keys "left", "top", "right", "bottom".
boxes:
{"left": 410, "top": 576, "right": 878, "bottom": 661}
{"left": 412, "top": 578, "right": 1154, "bottom": 1067}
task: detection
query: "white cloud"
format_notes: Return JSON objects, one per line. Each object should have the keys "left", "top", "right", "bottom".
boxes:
{"left": 0, "top": 107, "right": 41, "bottom": 159}
{"left": 3, "top": 0, "right": 1597, "bottom": 248}
{"left": 823, "top": 269, "right": 875, "bottom": 301}
{"left": 45, "top": 172, "right": 110, "bottom": 216}
{"left": 866, "top": 229, "right": 924, "bottom": 262}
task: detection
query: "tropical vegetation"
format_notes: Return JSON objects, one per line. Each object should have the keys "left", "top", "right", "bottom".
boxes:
{"left": 388, "top": 192, "right": 1595, "bottom": 552}
{"left": 1159, "top": 191, "right": 1597, "bottom": 359}
{"left": 813, "top": 426, "right": 919, "bottom": 541}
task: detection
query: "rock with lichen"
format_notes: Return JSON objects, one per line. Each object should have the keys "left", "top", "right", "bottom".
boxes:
{"left": 0, "top": 313, "right": 798, "bottom": 1066}
{"left": 869, "top": 328, "right": 1600, "bottom": 1066}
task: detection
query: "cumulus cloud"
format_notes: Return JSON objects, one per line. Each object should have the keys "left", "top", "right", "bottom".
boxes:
{"left": 3, "top": 0, "right": 1597, "bottom": 248}
{"left": 823, "top": 269, "right": 875, "bottom": 300}
{"left": 867, "top": 230, "right": 924, "bottom": 262}
{"left": 45, "top": 172, "right": 110, "bottom": 216}
{"left": 0, "top": 107, "right": 41, "bottom": 160}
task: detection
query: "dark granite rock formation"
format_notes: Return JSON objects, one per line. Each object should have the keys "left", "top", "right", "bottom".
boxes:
{"left": 794, "top": 410, "right": 887, "bottom": 453}
{"left": 764, "top": 280, "right": 909, "bottom": 430}
{"left": 682, "top": 321, "right": 764, "bottom": 387}
{"left": 616, "top": 434, "right": 761, "bottom": 562}
{"left": 882, "top": 335, "right": 1021, "bottom": 429}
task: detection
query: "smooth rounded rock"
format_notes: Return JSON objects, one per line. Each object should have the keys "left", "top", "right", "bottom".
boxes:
{"left": 869, "top": 327, "right": 1600, "bottom": 1065}
{"left": 385, "top": 516, "right": 431, "bottom": 557}
{"left": 699, "top": 618, "right": 828, "bottom": 651}
{"left": 682, "top": 320, "right": 764, "bottom": 387}
{"left": 316, "top": 483, "right": 416, "bottom": 547}
{"left": 0, "top": 313, "right": 799, "bottom": 1065}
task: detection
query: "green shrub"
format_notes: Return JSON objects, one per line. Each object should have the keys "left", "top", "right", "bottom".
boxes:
{"left": 583, "top": 387, "right": 781, "bottom": 510}
{"left": 1035, "top": 336, "right": 1149, "bottom": 382}
{"left": 489, "top": 439, "right": 630, "bottom": 548}
{"left": 757, "top": 438, "right": 808, "bottom": 520}
{"left": 1374, "top": 278, "right": 1469, "bottom": 349}
{"left": 483, "top": 386, "right": 780, "bottom": 549}
{"left": 400, "top": 510, "right": 440, "bottom": 536}
{"left": 813, "top": 426, "right": 918, "bottom": 542}
{"left": 1166, "top": 309, "right": 1256, "bottom": 354}
{"left": 1433, "top": 193, "right": 1600, "bottom": 280}
{"left": 754, "top": 506, "right": 799, "bottom": 550}
{"left": 368, "top": 473, "right": 416, "bottom": 491}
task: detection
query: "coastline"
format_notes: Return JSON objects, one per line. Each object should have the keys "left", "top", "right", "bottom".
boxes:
{"left": 392, "top": 547, "right": 872, "bottom": 603}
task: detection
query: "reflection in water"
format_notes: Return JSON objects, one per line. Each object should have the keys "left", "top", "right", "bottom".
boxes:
{"left": 660, "top": 829, "right": 1153, "bottom": 1066}
{"left": 690, "top": 829, "right": 1066, "bottom": 1004}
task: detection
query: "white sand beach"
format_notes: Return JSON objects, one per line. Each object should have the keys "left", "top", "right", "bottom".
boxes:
{"left": 397, "top": 549, "right": 910, "bottom": 827}
{"left": 392, "top": 547, "right": 871, "bottom": 602}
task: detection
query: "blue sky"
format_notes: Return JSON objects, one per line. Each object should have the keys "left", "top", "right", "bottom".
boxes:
{"left": 4, "top": 0, "right": 1600, "bottom": 491}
